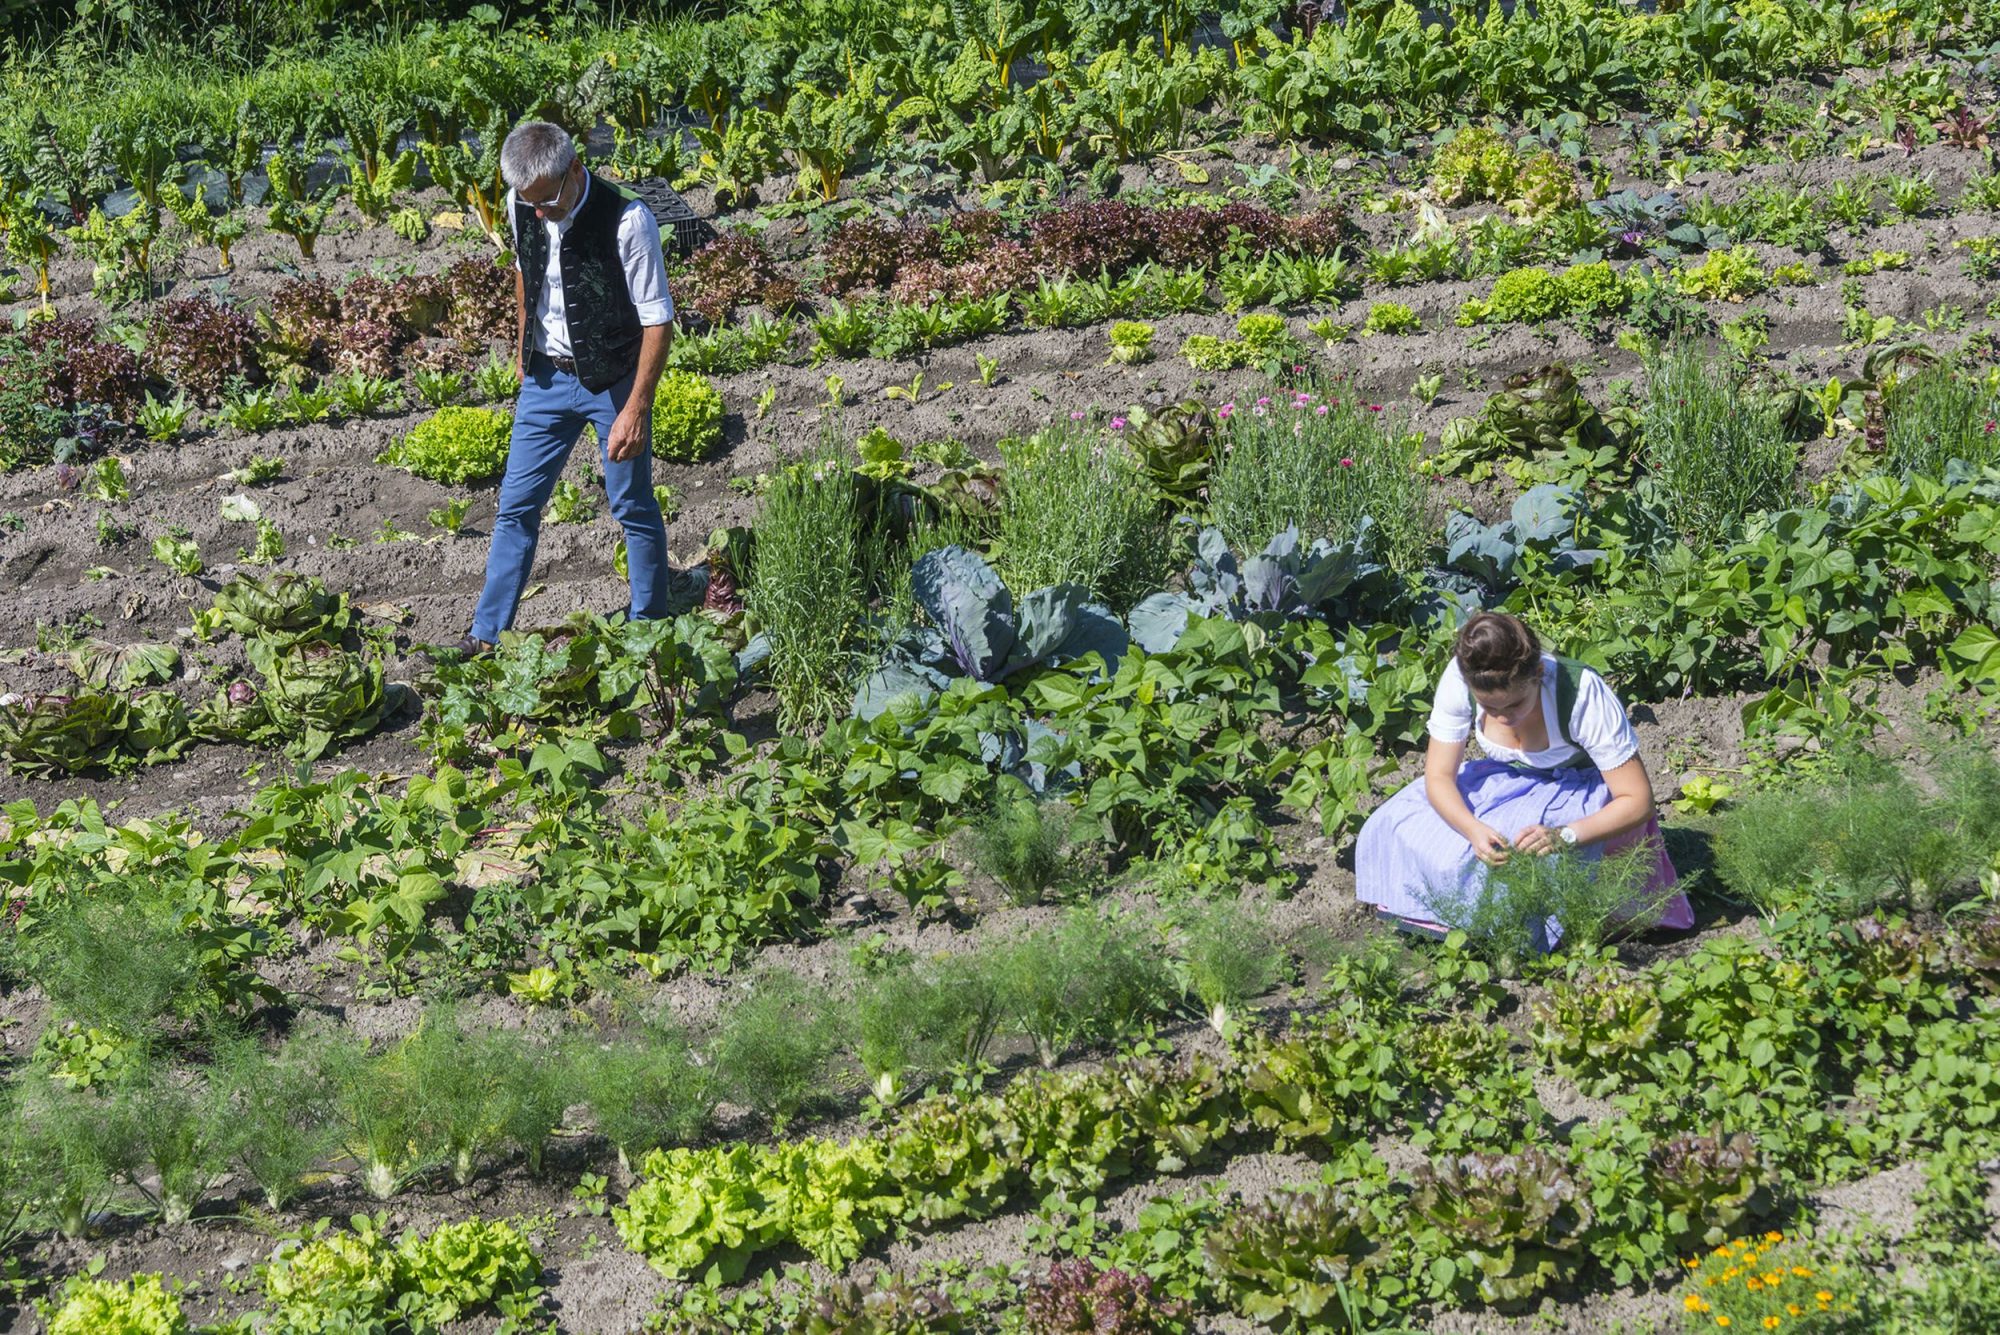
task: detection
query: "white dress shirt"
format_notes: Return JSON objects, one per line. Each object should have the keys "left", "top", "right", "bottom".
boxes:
{"left": 508, "top": 172, "right": 675, "bottom": 358}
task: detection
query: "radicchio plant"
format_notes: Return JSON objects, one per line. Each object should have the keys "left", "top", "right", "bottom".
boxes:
{"left": 147, "top": 296, "right": 262, "bottom": 401}
{"left": 439, "top": 255, "right": 516, "bottom": 350}
{"left": 683, "top": 232, "right": 788, "bottom": 324}
{"left": 265, "top": 277, "right": 346, "bottom": 365}
{"left": 798, "top": 1269, "right": 963, "bottom": 1335}
{"left": 1648, "top": 1131, "right": 1766, "bottom": 1247}
{"left": 1022, "top": 1259, "right": 1189, "bottom": 1335}
{"left": 26, "top": 317, "right": 146, "bottom": 419}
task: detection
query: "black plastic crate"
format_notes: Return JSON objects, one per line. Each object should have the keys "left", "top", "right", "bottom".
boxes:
{"left": 628, "top": 178, "right": 713, "bottom": 259}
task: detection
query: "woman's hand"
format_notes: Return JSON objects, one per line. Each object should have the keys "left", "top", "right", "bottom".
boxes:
{"left": 1467, "top": 823, "right": 1512, "bottom": 865}
{"left": 1513, "top": 823, "right": 1561, "bottom": 856}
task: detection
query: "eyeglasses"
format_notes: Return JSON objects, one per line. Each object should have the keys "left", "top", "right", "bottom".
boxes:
{"left": 521, "top": 171, "right": 574, "bottom": 214}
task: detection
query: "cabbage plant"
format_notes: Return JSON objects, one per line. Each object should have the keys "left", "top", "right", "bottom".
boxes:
{"left": 854, "top": 546, "right": 1127, "bottom": 719}
{"left": 1424, "top": 484, "right": 1605, "bottom": 616}
{"left": 1129, "top": 523, "right": 1400, "bottom": 655}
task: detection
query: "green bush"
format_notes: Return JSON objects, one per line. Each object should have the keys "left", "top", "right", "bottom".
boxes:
{"left": 1885, "top": 365, "right": 2000, "bottom": 479}
{"left": 261, "top": 1214, "right": 542, "bottom": 1335}
{"left": 853, "top": 950, "right": 1008, "bottom": 1097}
{"left": 1557, "top": 261, "right": 1627, "bottom": 316}
{"left": 749, "top": 433, "right": 867, "bottom": 731}
{"left": 999, "top": 909, "right": 1176, "bottom": 1067}
{"left": 1363, "top": 302, "right": 1421, "bottom": 335}
{"left": 1640, "top": 340, "right": 1796, "bottom": 541}
{"left": 1483, "top": 266, "right": 1565, "bottom": 323}
{"left": 1431, "top": 126, "right": 1517, "bottom": 204}
{"left": 1676, "top": 247, "right": 1767, "bottom": 302}
{"left": 379, "top": 406, "right": 512, "bottom": 484}
{"left": 996, "top": 420, "right": 1172, "bottom": 613}
{"left": 1513, "top": 151, "right": 1581, "bottom": 218}
{"left": 46, "top": 1273, "right": 186, "bottom": 1335}
{"left": 710, "top": 969, "right": 848, "bottom": 1131}
{"left": 1417, "top": 844, "right": 1664, "bottom": 971}
{"left": 1714, "top": 746, "right": 2000, "bottom": 916}
{"left": 579, "top": 1028, "right": 718, "bottom": 1172}
{"left": 1234, "top": 313, "right": 1290, "bottom": 351}
{"left": 1209, "top": 388, "right": 1433, "bottom": 575}
{"left": 1180, "top": 333, "right": 1246, "bottom": 371}
{"left": 965, "top": 784, "right": 1077, "bottom": 905}
{"left": 651, "top": 369, "right": 725, "bottom": 462}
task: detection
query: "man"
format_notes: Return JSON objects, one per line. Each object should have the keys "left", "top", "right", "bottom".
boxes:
{"left": 455, "top": 119, "right": 684, "bottom": 655}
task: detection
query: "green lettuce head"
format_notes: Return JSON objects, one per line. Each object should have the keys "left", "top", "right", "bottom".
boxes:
{"left": 190, "top": 678, "right": 270, "bottom": 743}
{"left": 0, "top": 692, "right": 127, "bottom": 774}
{"left": 125, "top": 691, "right": 192, "bottom": 762}
{"left": 213, "top": 571, "right": 350, "bottom": 644}
{"left": 250, "top": 640, "right": 394, "bottom": 760}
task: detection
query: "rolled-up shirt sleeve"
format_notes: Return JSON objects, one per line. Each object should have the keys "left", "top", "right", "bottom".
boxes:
{"left": 617, "top": 202, "right": 674, "bottom": 326}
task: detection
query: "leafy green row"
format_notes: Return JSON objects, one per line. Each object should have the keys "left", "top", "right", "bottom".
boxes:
{"left": 618, "top": 910, "right": 2000, "bottom": 1322}
{"left": 40, "top": 1214, "right": 544, "bottom": 1335}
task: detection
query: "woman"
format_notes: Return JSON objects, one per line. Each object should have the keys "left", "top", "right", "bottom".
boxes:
{"left": 1355, "top": 611, "right": 1694, "bottom": 946}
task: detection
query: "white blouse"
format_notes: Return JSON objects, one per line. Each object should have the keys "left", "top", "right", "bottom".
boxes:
{"left": 1426, "top": 652, "right": 1640, "bottom": 773}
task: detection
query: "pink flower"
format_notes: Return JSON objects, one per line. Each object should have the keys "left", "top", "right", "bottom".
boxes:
{"left": 1109, "top": 416, "right": 1127, "bottom": 430}
{"left": 1987, "top": 419, "right": 1997, "bottom": 434}
{"left": 1256, "top": 396, "right": 1271, "bottom": 406}
{"left": 1339, "top": 457, "right": 1355, "bottom": 467}
{"left": 1070, "top": 411, "right": 1086, "bottom": 421}
{"left": 1219, "top": 402, "right": 1236, "bottom": 419}
{"left": 1316, "top": 404, "right": 1329, "bottom": 416}
{"left": 1366, "top": 404, "right": 1383, "bottom": 412}
{"left": 1292, "top": 364, "right": 1306, "bottom": 373}
{"left": 1253, "top": 404, "right": 1269, "bottom": 417}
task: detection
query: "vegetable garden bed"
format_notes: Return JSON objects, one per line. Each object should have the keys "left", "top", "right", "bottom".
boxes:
{"left": 2, "top": 2, "right": 2000, "bottom": 1332}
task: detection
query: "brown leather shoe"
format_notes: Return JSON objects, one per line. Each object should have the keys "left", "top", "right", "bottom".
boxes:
{"left": 448, "top": 634, "right": 494, "bottom": 658}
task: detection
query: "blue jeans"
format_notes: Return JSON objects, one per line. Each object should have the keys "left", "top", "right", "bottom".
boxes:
{"left": 470, "top": 355, "right": 670, "bottom": 643}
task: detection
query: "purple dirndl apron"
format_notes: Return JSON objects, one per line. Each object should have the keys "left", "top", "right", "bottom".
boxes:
{"left": 1354, "top": 756, "right": 1694, "bottom": 949}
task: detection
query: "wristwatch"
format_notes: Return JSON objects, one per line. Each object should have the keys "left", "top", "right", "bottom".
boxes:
{"left": 1557, "top": 825, "right": 1579, "bottom": 846}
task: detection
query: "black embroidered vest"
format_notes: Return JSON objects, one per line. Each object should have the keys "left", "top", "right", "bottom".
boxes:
{"left": 514, "top": 172, "right": 645, "bottom": 391}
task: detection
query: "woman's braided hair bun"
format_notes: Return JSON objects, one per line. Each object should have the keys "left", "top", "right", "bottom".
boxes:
{"left": 1455, "top": 611, "right": 1543, "bottom": 694}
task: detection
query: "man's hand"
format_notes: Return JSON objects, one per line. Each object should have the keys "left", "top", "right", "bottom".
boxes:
{"left": 606, "top": 404, "right": 649, "bottom": 463}
{"left": 1513, "top": 823, "right": 1560, "bottom": 857}
{"left": 1467, "top": 823, "right": 1512, "bottom": 866}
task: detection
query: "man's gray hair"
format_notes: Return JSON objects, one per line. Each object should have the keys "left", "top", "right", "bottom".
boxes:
{"left": 500, "top": 121, "right": 577, "bottom": 191}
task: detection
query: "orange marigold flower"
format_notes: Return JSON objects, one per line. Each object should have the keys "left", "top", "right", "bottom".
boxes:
{"left": 1816, "top": 1291, "right": 1834, "bottom": 1303}
{"left": 1791, "top": 1266, "right": 1813, "bottom": 1277}
{"left": 1766, "top": 1231, "right": 1785, "bottom": 1241}
{"left": 1764, "top": 1318, "right": 1783, "bottom": 1330}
